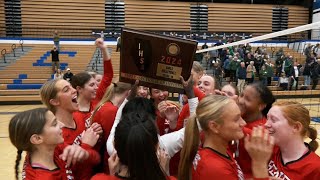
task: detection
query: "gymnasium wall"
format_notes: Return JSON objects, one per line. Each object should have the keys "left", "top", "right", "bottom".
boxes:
{"left": 0, "top": 0, "right": 310, "bottom": 39}
{"left": 21, "top": 0, "right": 105, "bottom": 38}
{"left": 0, "top": 2, "right": 5, "bottom": 37}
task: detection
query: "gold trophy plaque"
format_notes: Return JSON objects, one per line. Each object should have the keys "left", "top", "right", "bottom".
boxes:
{"left": 119, "top": 28, "right": 198, "bottom": 93}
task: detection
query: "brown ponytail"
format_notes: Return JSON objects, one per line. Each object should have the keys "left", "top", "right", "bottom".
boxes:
{"left": 178, "top": 115, "right": 200, "bottom": 180}
{"left": 90, "top": 82, "right": 131, "bottom": 124}
{"left": 178, "top": 95, "right": 232, "bottom": 180}
{"left": 307, "top": 126, "right": 319, "bottom": 152}
{"left": 15, "top": 150, "right": 22, "bottom": 180}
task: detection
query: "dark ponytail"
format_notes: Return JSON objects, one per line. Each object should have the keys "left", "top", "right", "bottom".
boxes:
{"left": 114, "top": 112, "right": 166, "bottom": 180}
{"left": 15, "top": 150, "right": 22, "bottom": 180}
{"left": 308, "top": 126, "right": 319, "bottom": 152}
{"left": 250, "top": 82, "right": 275, "bottom": 116}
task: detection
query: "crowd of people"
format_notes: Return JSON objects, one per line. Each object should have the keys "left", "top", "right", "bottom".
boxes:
{"left": 198, "top": 40, "right": 320, "bottom": 93}
{"left": 8, "top": 38, "right": 320, "bottom": 180}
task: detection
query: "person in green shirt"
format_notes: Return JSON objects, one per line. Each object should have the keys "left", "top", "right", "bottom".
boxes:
{"left": 259, "top": 64, "right": 268, "bottom": 86}
{"left": 53, "top": 30, "right": 60, "bottom": 51}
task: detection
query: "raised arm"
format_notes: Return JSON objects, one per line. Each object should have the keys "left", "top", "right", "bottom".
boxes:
{"left": 95, "top": 38, "right": 113, "bottom": 101}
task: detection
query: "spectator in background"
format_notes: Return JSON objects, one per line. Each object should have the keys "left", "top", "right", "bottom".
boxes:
{"left": 53, "top": 69, "right": 63, "bottom": 79}
{"left": 259, "top": 64, "right": 268, "bottom": 86}
{"left": 116, "top": 36, "right": 121, "bottom": 52}
{"left": 265, "top": 59, "right": 274, "bottom": 86}
{"left": 275, "top": 47, "right": 284, "bottom": 58}
{"left": 63, "top": 68, "right": 73, "bottom": 82}
{"left": 313, "top": 43, "right": 320, "bottom": 58}
{"left": 279, "top": 74, "right": 289, "bottom": 90}
{"left": 53, "top": 30, "right": 60, "bottom": 51}
{"left": 237, "top": 62, "right": 247, "bottom": 94}
{"left": 51, "top": 46, "right": 59, "bottom": 73}
{"left": 244, "top": 53, "right": 254, "bottom": 67}
{"left": 275, "top": 55, "right": 285, "bottom": 77}
{"left": 283, "top": 55, "right": 293, "bottom": 77}
{"left": 246, "top": 61, "right": 256, "bottom": 84}
{"left": 304, "top": 43, "right": 312, "bottom": 59}
{"left": 215, "top": 40, "right": 224, "bottom": 58}
{"left": 310, "top": 60, "right": 320, "bottom": 90}
{"left": 194, "top": 48, "right": 203, "bottom": 62}
{"left": 302, "top": 62, "right": 311, "bottom": 87}
{"left": 212, "top": 60, "right": 222, "bottom": 87}
{"left": 288, "top": 61, "right": 300, "bottom": 91}
{"left": 202, "top": 42, "right": 208, "bottom": 50}
{"left": 229, "top": 56, "right": 239, "bottom": 83}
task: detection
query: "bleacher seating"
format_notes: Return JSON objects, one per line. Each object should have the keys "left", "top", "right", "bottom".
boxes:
{"left": 208, "top": 3, "right": 273, "bottom": 33}
{"left": 0, "top": 3, "right": 4, "bottom": 37}
{"left": 21, "top": 0, "right": 105, "bottom": 38}
{"left": 0, "top": 44, "right": 97, "bottom": 102}
{"left": 124, "top": 0, "right": 190, "bottom": 31}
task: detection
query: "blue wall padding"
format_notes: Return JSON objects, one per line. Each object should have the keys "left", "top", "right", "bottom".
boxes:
{"left": 13, "top": 79, "right": 22, "bottom": 84}
{"left": 18, "top": 74, "right": 27, "bottom": 79}
{"left": 7, "top": 84, "right": 43, "bottom": 89}
{"left": 32, "top": 51, "right": 77, "bottom": 68}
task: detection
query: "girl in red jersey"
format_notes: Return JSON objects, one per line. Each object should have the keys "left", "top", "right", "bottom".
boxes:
{"left": 91, "top": 112, "right": 176, "bottom": 180}
{"left": 178, "top": 95, "right": 274, "bottom": 180}
{"left": 70, "top": 38, "right": 113, "bottom": 132}
{"left": 90, "top": 82, "right": 132, "bottom": 172}
{"left": 235, "top": 82, "right": 276, "bottom": 178}
{"left": 265, "top": 101, "right": 320, "bottom": 179}
{"left": 9, "top": 108, "right": 95, "bottom": 180}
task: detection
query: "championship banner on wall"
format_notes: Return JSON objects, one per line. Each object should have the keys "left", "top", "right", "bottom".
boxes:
{"left": 119, "top": 28, "right": 198, "bottom": 93}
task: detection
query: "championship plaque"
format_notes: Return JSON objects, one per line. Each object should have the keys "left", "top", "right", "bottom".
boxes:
{"left": 119, "top": 28, "right": 198, "bottom": 93}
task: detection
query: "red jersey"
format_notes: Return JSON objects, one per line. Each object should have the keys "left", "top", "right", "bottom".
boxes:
{"left": 175, "top": 86, "right": 205, "bottom": 131}
{"left": 234, "top": 117, "right": 266, "bottom": 178}
{"left": 156, "top": 110, "right": 170, "bottom": 136}
{"left": 268, "top": 146, "right": 320, "bottom": 180}
{"left": 192, "top": 147, "right": 244, "bottom": 180}
{"left": 72, "top": 59, "right": 114, "bottom": 132}
{"left": 92, "top": 101, "right": 118, "bottom": 173}
{"left": 22, "top": 144, "right": 74, "bottom": 180}
{"left": 91, "top": 173, "right": 177, "bottom": 180}
{"left": 61, "top": 119, "right": 101, "bottom": 180}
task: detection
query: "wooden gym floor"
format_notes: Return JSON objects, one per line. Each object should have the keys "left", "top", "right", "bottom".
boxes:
{"left": 0, "top": 101, "right": 319, "bottom": 179}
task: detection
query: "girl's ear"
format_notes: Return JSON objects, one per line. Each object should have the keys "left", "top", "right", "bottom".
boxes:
{"left": 30, "top": 134, "right": 43, "bottom": 145}
{"left": 292, "top": 121, "right": 303, "bottom": 134}
{"left": 258, "top": 103, "right": 266, "bottom": 112}
{"left": 49, "top": 98, "right": 60, "bottom": 106}
{"left": 208, "top": 121, "right": 221, "bottom": 134}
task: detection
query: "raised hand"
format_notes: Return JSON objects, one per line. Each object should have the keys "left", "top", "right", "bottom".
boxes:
{"left": 180, "top": 74, "right": 195, "bottom": 98}
{"left": 127, "top": 80, "right": 139, "bottom": 100}
{"left": 95, "top": 38, "right": 106, "bottom": 49}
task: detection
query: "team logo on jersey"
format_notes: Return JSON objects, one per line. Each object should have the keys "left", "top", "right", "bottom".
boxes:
{"left": 193, "top": 153, "right": 201, "bottom": 170}
{"left": 268, "top": 160, "right": 290, "bottom": 179}
{"left": 234, "top": 160, "right": 244, "bottom": 180}
{"left": 133, "top": 38, "right": 152, "bottom": 73}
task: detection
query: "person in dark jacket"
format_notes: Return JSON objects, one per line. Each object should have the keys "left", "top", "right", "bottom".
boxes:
{"left": 63, "top": 68, "right": 74, "bottom": 82}
{"left": 51, "top": 46, "right": 59, "bottom": 73}
{"left": 310, "top": 61, "right": 319, "bottom": 90}
{"left": 288, "top": 62, "right": 300, "bottom": 91}
{"left": 237, "top": 62, "right": 247, "bottom": 94}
